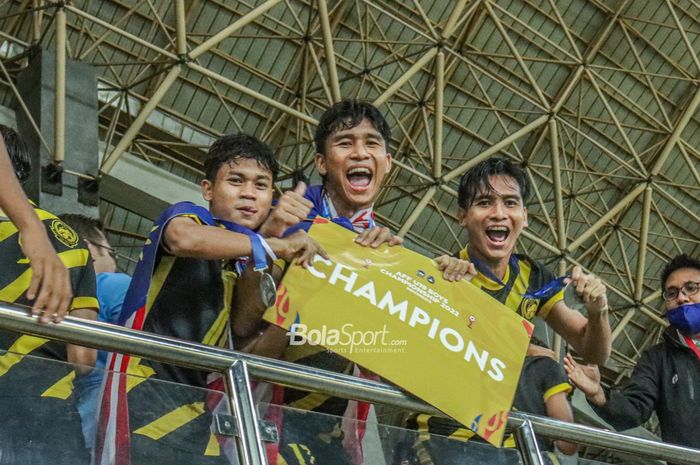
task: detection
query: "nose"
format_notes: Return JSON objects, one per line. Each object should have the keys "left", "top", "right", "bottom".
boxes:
{"left": 240, "top": 181, "right": 257, "bottom": 198}
{"left": 489, "top": 200, "right": 507, "bottom": 219}
{"left": 351, "top": 141, "right": 370, "bottom": 159}
{"left": 676, "top": 290, "right": 691, "bottom": 305}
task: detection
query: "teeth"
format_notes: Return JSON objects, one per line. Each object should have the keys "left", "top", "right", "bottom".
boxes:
{"left": 348, "top": 167, "right": 371, "bottom": 176}
{"left": 487, "top": 226, "right": 508, "bottom": 232}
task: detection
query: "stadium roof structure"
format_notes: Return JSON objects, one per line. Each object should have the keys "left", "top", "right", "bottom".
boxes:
{"left": 1, "top": 0, "right": 699, "bottom": 387}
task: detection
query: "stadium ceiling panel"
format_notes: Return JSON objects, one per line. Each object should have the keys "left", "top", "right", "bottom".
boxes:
{"left": 0, "top": 0, "right": 698, "bottom": 382}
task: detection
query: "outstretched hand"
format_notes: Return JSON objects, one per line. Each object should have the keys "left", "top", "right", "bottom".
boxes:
{"left": 434, "top": 255, "right": 477, "bottom": 282}
{"left": 563, "top": 353, "right": 606, "bottom": 405}
{"left": 354, "top": 226, "right": 403, "bottom": 248}
{"left": 270, "top": 230, "right": 328, "bottom": 268}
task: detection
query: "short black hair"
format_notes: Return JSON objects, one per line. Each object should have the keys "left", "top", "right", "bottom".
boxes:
{"left": 314, "top": 100, "right": 391, "bottom": 155}
{"left": 457, "top": 157, "right": 531, "bottom": 209}
{"left": 0, "top": 124, "right": 31, "bottom": 184}
{"left": 660, "top": 254, "right": 700, "bottom": 290}
{"left": 203, "top": 133, "right": 277, "bottom": 182}
{"left": 59, "top": 213, "right": 105, "bottom": 244}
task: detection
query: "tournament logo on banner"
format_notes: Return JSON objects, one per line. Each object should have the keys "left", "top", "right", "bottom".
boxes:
{"left": 264, "top": 220, "right": 532, "bottom": 446}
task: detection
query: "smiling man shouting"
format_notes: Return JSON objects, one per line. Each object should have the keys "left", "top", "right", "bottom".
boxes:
{"left": 410, "top": 157, "right": 612, "bottom": 465}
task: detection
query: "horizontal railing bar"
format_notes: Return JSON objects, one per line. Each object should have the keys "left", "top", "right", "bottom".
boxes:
{"left": 1, "top": 301, "right": 698, "bottom": 464}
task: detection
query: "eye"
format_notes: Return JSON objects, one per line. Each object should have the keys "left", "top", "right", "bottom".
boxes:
{"left": 475, "top": 199, "right": 491, "bottom": 207}
{"left": 256, "top": 181, "right": 270, "bottom": 190}
{"left": 228, "top": 176, "right": 243, "bottom": 185}
{"left": 505, "top": 199, "right": 520, "bottom": 207}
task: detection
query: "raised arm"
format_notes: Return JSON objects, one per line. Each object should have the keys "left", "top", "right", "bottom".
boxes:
{"left": 0, "top": 143, "right": 72, "bottom": 322}
{"left": 546, "top": 266, "right": 611, "bottom": 364}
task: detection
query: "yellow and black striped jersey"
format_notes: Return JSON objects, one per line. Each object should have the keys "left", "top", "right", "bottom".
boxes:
{"left": 0, "top": 204, "right": 98, "bottom": 398}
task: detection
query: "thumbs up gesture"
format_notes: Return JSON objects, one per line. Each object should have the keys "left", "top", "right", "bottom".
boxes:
{"left": 259, "top": 181, "right": 314, "bottom": 238}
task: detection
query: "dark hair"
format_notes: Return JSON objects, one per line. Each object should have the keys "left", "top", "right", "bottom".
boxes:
{"left": 203, "top": 133, "right": 278, "bottom": 182}
{"left": 457, "top": 157, "right": 531, "bottom": 209}
{"left": 660, "top": 254, "right": 700, "bottom": 290}
{"left": 0, "top": 124, "right": 31, "bottom": 184}
{"left": 58, "top": 213, "right": 105, "bottom": 244}
{"left": 314, "top": 100, "right": 391, "bottom": 155}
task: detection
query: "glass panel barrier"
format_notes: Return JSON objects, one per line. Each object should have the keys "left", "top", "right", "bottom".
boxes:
{"left": 254, "top": 396, "right": 525, "bottom": 465}
{"left": 0, "top": 350, "right": 236, "bottom": 465}
{"left": 0, "top": 347, "right": 696, "bottom": 465}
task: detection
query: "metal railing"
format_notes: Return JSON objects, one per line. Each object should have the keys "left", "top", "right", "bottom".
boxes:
{"left": 1, "top": 301, "right": 699, "bottom": 465}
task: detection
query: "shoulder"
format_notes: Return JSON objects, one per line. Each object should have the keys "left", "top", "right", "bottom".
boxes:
{"left": 97, "top": 272, "right": 132, "bottom": 290}
{"left": 515, "top": 253, "right": 555, "bottom": 281}
{"left": 159, "top": 202, "right": 214, "bottom": 226}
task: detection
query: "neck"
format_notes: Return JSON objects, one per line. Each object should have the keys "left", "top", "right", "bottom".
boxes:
{"left": 324, "top": 185, "right": 369, "bottom": 219}
{"left": 469, "top": 247, "right": 510, "bottom": 281}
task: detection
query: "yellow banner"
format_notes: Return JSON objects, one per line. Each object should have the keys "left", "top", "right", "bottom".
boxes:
{"left": 264, "top": 220, "right": 533, "bottom": 446}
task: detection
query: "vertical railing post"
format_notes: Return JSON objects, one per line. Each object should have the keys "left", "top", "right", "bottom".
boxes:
{"left": 224, "top": 360, "right": 267, "bottom": 465}
{"left": 514, "top": 419, "right": 545, "bottom": 465}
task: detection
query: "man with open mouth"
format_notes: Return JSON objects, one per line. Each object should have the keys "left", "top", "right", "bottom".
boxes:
{"left": 410, "top": 157, "right": 612, "bottom": 465}
{"left": 233, "top": 100, "right": 401, "bottom": 465}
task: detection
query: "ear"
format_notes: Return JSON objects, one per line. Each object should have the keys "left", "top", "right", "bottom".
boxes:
{"left": 523, "top": 206, "right": 528, "bottom": 228}
{"left": 315, "top": 153, "right": 327, "bottom": 176}
{"left": 385, "top": 152, "right": 393, "bottom": 174}
{"left": 84, "top": 240, "right": 99, "bottom": 261}
{"left": 458, "top": 208, "right": 468, "bottom": 227}
{"left": 201, "top": 179, "right": 213, "bottom": 202}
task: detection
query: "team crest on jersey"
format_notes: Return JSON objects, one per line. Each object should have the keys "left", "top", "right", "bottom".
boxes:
{"left": 519, "top": 297, "right": 539, "bottom": 320}
{"left": 50, "top": 219, "right": 79, "bottom": 248}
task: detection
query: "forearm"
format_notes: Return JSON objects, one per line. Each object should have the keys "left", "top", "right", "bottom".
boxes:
{"left": 236, "top": 325, "right": 288, "bottom": 359}
{"left": 66, "top": 308, "right": 98, "bottom": 373}
{"left": 554, "top": 440, "right": 578, "bottom": 456}
{"left": 232, "top": 264, "right": 284, "bottom": 338}
{"left": 579, "top": 308, "right": 611, "bottom": 364}
{"left": 165, "top": 218, "right": 253, "bottom": 260}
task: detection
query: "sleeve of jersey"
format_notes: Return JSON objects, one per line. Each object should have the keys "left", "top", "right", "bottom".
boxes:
{"left": 535, "top": 263, "right": 564, "bottom": 320}
{"left": 117, "top": 202, "right": 215, "bottom": 327}
{"left": 63, "top": 247, "right": 99, "bottom": 312}
{"left": 540, "top": 359, "right": 573, "bottom": 402}
{"left": 591, "top": 348, "right": 660, "bottom": 430}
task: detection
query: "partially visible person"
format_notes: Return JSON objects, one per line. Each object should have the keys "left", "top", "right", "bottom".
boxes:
{"left": 508, "top": 338, "right": 578, "bottom": 463}
{"left": 95, "top": 133, "right": 325, "bottom": 465}
{"left": 59, "top": 213, "right": 131, "bottom": 453}
{"left": 0, "top": 124, "right": 98, "bottom": 465}
{"left": 0, "top": 131, "right": 72, "bottom": 322}
{"left": 565, "top": 254, "right": 700, "bottom": 451}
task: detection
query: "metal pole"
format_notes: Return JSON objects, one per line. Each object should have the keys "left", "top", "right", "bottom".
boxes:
{"left": 54, "top": 3, "right": 66, "bottom": 164}
{"left": 224, "top": 361, "right": 267, "bottom": 465}
{"left": 373, "top": 48, "right": 438, "bottom": 107}
{"left": 175, "top": 0, "right": 188, "bottom": 56}
{"left": 317, "top": 0, "right": 341, "bottom": 102}
{"left": 651, "top": 85, "right": 700, "bottom": 175}
{"left": 101, "top": 65, "right": 182, "bottom": 174}
{"left": 398, "top": 186, "right": 436, "bottom": 236}
{"left": 634, "top": 185, "right": 652, "bottom": 301}
{"left": 443, "top": 114, "right": 549, "bottom": 182}
{"left": 432, "top": 50, "right": 444, "bottom": 179}
{"left": 189, "top": 0, "right": 282, "bottom": 60}
{"left": 514, "top": 419, "right": 545, "bottom": 465}
{"left": 1, "top": 303, "right": 699, "bottom": 465}
{"left": 567, "top": 183, "right": 646, "bottom": 252}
